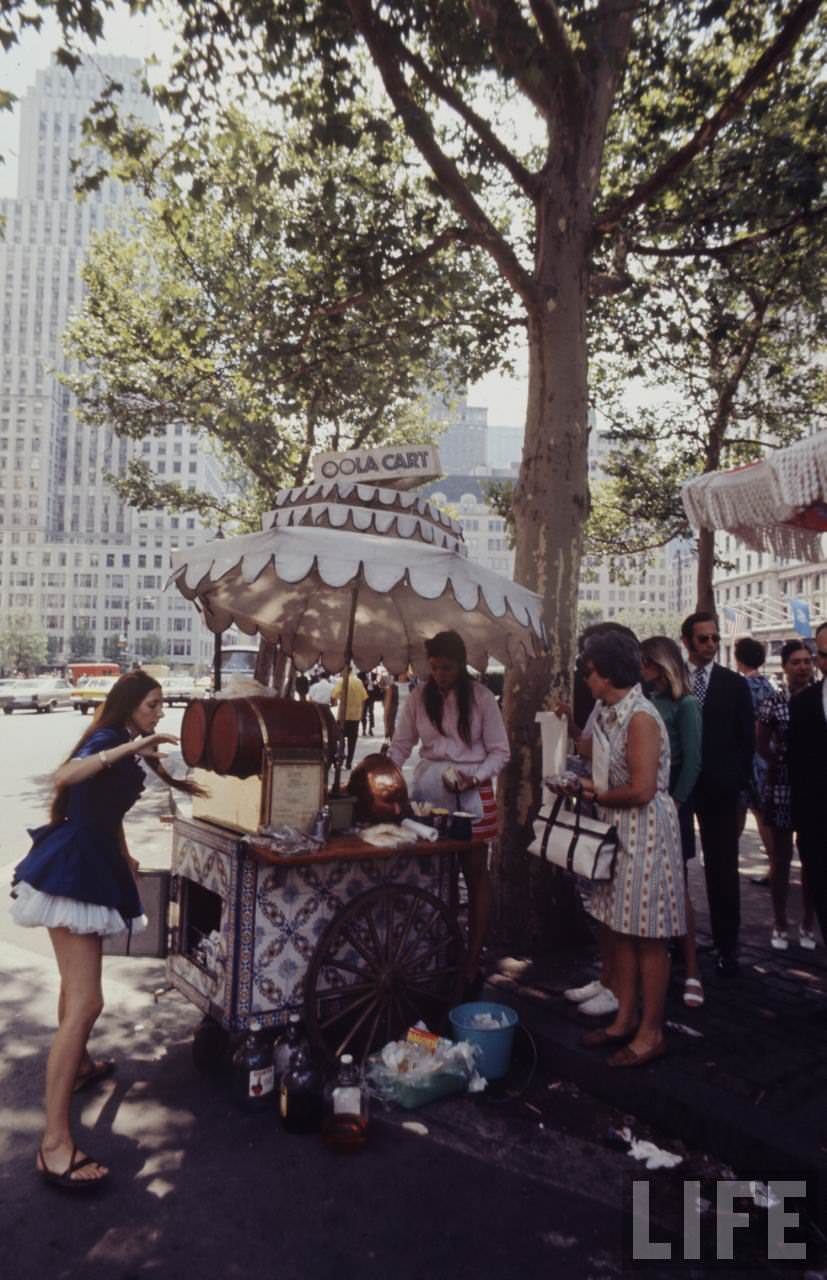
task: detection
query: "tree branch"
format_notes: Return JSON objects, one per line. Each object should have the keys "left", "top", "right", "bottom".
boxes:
{"left": 398, "top": 41, "right": 539, "bottom": 198}
{"left": 527, "top": 0, "right": 585, "bottom": 101}
{"left": 595, "top": 0, "right": 823, "bottom": 233}
{"left": 467, "top": 0, "right": 559, "bottom": 118}
{"left": 628, "top": 204, "right": 827, "bottom": 259}
{"left": 346, "top": 0, "right": 536, "bottom": 306}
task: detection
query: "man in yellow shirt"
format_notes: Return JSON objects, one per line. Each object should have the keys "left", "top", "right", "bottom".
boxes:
{"left": 331, "top": 669, "right": 369, "bottom": 769}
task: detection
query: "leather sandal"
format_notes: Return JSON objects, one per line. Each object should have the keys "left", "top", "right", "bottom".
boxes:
{"left": 581, "top": 1026, "right": 636, "bottom": 1049}
{"left": 607, "top": 1041, "right": 668, "bottom": 1069}
{"left": 73, "top": 1059, "right": 116, "bottom": 1093}
{"left": 37, "top": 1145, "right": 109, "bottom": 1192}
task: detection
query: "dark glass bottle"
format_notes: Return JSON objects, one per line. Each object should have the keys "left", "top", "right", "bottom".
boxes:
{"left": 273, "top": 1013, "right": 304, "bottom": 1086}
{"left": 322, "top": 1053, "right": 369, "bottom": 1152}
{"left": 279, "top": 1042, "right": 324, "bottom": 1135}
{"left": 232, "top": 1019, "right": 275, "bottom": 1112}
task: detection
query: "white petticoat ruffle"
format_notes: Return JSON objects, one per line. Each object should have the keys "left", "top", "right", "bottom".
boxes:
{"left": 10, "top": 882, "right": 148, "bottom": 937}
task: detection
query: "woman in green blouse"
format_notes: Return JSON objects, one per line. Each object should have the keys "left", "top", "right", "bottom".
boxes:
{"left": 641, "top": 636, "right": 703, "bottom": 1007}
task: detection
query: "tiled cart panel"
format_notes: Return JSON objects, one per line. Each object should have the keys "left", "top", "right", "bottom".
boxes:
{"left": 168, "top": 817, "right": 453, "bottom": 1033}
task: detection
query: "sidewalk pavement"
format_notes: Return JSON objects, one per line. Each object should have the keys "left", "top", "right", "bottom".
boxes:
{"left": 484, "top": 818, "right": 827, "bottom": 1219}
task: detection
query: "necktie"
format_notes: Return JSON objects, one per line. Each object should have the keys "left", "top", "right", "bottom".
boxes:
{"left": 692, "top": 666, "right": 707, "bottom": 706}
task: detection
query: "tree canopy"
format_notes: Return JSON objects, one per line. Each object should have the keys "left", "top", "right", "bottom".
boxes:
{"left": 64, "top": 108, "right": 514, "bottom": 527}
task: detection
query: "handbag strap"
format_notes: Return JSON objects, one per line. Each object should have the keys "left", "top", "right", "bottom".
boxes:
{"left": 539, "top": 792, "right": 565, "bottom": 863}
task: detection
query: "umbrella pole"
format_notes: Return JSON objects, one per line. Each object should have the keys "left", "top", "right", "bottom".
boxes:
{"left": 332, "top": 581, "right": 360, "bottom": 795}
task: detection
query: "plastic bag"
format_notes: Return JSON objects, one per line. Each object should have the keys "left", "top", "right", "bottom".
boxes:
{"left": 366, "top": 1025, "right": 486, "bottom": 1110}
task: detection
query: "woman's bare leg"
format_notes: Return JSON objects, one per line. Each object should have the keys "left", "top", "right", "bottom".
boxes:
{"left": 767, "top": 827, "right": 793, "bottom": 932}
{"left": 460, "top": 847, "right": 490, "bottom": 981}
{"left": 598, "top": 923, "right": 617, "bottom": 995}
{"left": 39, "top": 928, "right": 108, "bottom": 1183}
{"left": 601, "top": 933, "right": 639, "bottom": 1037}
{"left": 627, "top": 938, "right": 670, "bottom": 1056}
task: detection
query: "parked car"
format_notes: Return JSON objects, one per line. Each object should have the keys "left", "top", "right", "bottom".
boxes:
{"left": 160, "top": 676, "right": 199, "bottom": 706}
{"left": 0, "top": 677, "right": 74, "bottom": 714}
{"left": 71, "top": 675, "right": 118, "bottom": 714}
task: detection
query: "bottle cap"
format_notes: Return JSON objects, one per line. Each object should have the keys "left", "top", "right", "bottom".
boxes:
{"left": 340, "top": 1054, "right": 353, "bottom": 1065}
{"left": 249, "top": 1019, "right": 262, "bottom": 1031}
{"left": 288, "top": 1013, "right": 301, "bottom": 1023}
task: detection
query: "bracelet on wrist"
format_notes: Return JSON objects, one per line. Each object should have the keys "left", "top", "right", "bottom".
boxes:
{"left": 98, "top": 750, "right": 110, "bottom": 769}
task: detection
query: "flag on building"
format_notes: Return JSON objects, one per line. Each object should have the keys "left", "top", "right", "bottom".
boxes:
{"left": 789, "top": 598, "right": 812, "bottom": 638}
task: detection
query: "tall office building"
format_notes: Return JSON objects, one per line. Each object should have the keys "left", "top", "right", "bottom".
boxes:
{"left": 0, "top": 57, "right": 223, "bottom": 668}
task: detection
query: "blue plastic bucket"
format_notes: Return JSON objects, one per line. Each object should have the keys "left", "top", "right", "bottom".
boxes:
{"left": 449, "top": 1001, "right": 519, "bottom": 1080}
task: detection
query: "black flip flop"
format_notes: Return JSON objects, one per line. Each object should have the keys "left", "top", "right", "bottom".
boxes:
{"left": 73, "top": 1059, "right": 116, "bottom": 1093}
{"left": 37, "top": 1145, "right": 109, "bottom": 1192}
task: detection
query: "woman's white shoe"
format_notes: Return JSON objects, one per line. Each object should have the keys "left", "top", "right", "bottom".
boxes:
{"left": 579, "top": 988, "right": 620, "bottom": 1017}
{"left": 563, "top": 979, "right": 604, "bottom": 1004}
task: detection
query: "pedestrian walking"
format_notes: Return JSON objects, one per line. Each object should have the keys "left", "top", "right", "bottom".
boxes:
{"left": 733, "top": 636, "right": 775, "bottom": 861}
{"left": 330, "top": 667, "right": 368, "bottom": 769}
{"left": 9, "top": 671, "right": 201, "bottom": 1190}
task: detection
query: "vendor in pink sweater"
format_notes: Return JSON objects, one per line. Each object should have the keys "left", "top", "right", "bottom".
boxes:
{"left": 389, "top": 630, "right": 510, "bottom": 994}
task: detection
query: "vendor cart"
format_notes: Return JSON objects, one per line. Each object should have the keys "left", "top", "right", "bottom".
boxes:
{"left": 169, "top": 813, "right": 481, "bottom": 1067}
{"left": 163, "top": 454, "right": 546, "bottom": 1068}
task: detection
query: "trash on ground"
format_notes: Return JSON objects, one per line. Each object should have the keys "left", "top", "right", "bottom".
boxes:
{"left": 401, "top": 1121, "right": 429, "bottom": 1136}
{"left": 366, "top": 1022, "right": 486, "bottom": 1110}
{"left": 665, "top": 1020, "right": 703, "bottom": 1039}
{"left": 614, "top": 1125, "right": 683, "bottom": 1170}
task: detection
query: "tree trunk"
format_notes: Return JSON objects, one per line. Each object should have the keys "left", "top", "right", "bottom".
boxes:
{"left": 695, "top": 527, "right": 717, "bottom": 614}
{"left": 493, "top": 251, "right": 593, "bottom": 952}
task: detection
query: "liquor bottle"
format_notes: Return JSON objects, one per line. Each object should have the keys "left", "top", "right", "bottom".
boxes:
{"left": 232, "top": 1020, "right": 275, "bottom": 1112}
{"left": 279, "top": 1042, "right": 324, "bottom": 1134}
{"left": 273, "top": 1013, "right": 304, "bottom": 1086}
{"left": 322, "top": 1053, "right": 369, "bottom": 1152}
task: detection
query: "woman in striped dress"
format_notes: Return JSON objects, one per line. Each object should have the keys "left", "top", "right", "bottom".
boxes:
{"left": 579, "top": 631, "right": 686, "bottom": 1068}
{"left": 388, "top": 630, "right": 510, "bottom": 997}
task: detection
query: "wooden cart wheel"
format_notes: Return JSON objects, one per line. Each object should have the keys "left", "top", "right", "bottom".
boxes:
{"left": 304, "top": 884, "right": 465, "bottom": 1065}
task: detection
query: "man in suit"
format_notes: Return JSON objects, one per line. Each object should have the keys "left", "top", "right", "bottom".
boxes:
{"left": 788, "top": 620, "right": 827, "bottom": 946}
{"left": 682, "top": 611, "right": 755, "bottom": 976}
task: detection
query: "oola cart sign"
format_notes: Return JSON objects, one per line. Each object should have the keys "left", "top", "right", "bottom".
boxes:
{"left": 312, "top": 445, "right": 442, "bottom": 490}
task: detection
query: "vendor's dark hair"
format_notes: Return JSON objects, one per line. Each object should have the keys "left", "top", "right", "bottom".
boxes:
{"left": 582, "top": 631, "right": 642, "bottom": 690}
{"left": 780, "top": 638, "right": 808, "bottom": 666}
{"left": 51, "top": 670, "right": 205, "bottom": 822}
{"left": 734, "top": 636, "right": 766, "bottom": 669}
{"left": 424, "top": 630, "right": 473, "bottom": 746}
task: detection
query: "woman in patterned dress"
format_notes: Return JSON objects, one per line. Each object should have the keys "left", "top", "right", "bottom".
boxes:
{"left": 756, "top": 639, "right": 817, "bottom": 951}
{"left": 578, "top": 631, "right": 686, "bottom": 1068}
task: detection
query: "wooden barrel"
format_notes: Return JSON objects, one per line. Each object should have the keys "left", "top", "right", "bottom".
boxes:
{"left": 208, "top": 696, "right": 336, "bottom": 778}
{"left": 180, "top": 698, "right": 220, "bottom": 769}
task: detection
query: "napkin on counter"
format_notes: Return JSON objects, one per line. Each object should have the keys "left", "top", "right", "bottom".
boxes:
{"left": 401, "top": 818, "right": 439, "bottom": 843}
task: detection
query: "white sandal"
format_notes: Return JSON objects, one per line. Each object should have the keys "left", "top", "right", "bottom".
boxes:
{"left": 683, "top": 977, "right": 705, "bottom": 1008}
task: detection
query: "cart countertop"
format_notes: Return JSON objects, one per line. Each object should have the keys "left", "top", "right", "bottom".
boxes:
{"left": 172, "top": 813, "right": 482, "bottom": 867}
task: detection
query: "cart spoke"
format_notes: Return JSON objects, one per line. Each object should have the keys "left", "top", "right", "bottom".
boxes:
{"left": 314, "top": 981, "right": 374, "bottom": 1003}
{"left": 397, "top": 931, "right": 456, "bottom": 974}
{"left": 359, "top": 897, "right": 385, "bottom": 967}
{"left": 338, "top": 924, "right": 380, "bottom": 971}
{"left": 389, "top": 890, "right": 421, "bottom": 966}
{"left": 317, "top": 957, "right": 375, "bottom": 982}
{"left": 396, "top": 902, "right": 445, "bottom": 968}
{"left": 336, "top": 995, "right": 383, "bottom": 1056}
{"left": 398, "top": 963, "right": 459, "bottom": 989}
{"left": 318, "top": 987, "right": 376, "bottom": 1032}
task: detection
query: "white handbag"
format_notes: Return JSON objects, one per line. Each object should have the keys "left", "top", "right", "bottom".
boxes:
{"left": 528, "top": 792, "right": 619, "bottom": 880}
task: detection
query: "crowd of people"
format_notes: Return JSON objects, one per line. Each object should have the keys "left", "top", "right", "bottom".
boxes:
{"left": 564, "top": 613, "right": 827, "bottom": 1068}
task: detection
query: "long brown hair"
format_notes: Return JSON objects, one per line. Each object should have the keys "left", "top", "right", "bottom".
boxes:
{"left": 423, "top": 631, "right": 474, "bottom": 746}
{"left": 51, "top": 670, "right": 204, "bottom": 822}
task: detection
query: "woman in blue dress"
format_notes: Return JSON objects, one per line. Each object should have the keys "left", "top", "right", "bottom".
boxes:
{"left": 10, "top": 671, "right": 198, "bottom": 1190}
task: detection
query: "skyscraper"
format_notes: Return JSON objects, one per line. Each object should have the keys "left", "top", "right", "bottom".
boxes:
{"left": 0, "top": 57, "right": 223, "bottom": 668}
